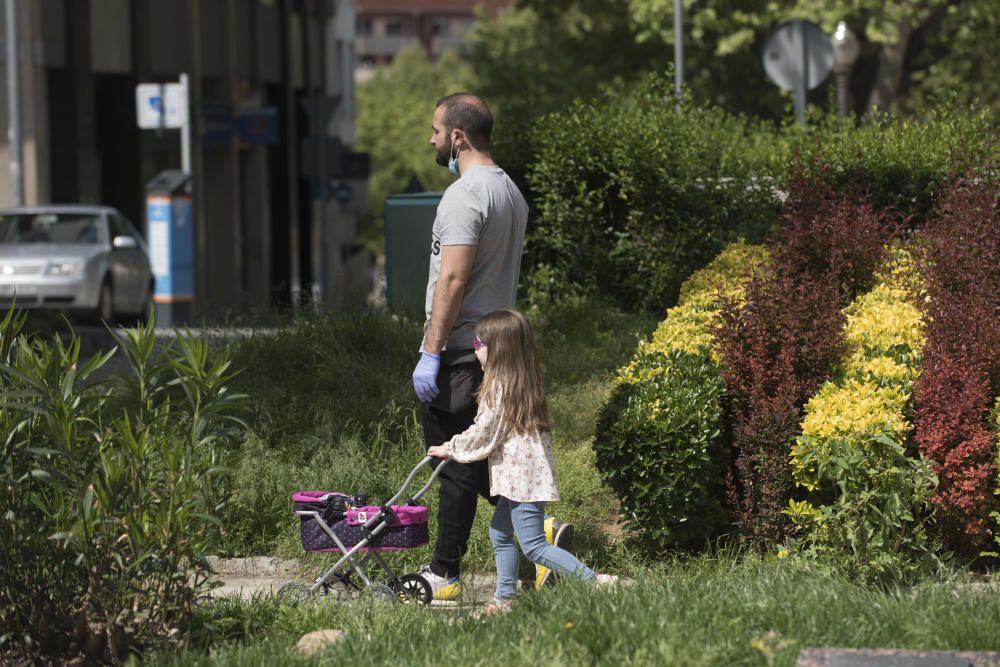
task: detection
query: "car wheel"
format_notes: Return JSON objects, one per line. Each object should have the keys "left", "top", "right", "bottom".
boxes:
{"left": 95, "top": 278, "right": 114, "bottom": 325}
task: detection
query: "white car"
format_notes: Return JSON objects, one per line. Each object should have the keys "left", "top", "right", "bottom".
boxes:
{"left": 0, "top": 205, "right": 154, "bottom": 323}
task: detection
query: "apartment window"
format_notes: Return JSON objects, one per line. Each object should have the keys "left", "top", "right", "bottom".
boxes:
{"left": 356, "top": 16, "right": 373, "bottom": 36}
{"left": 431, "top": 18, "right": 450, "bottom": 36}
{"left": 385, "top": 17, "right": 404, "bottom": 36}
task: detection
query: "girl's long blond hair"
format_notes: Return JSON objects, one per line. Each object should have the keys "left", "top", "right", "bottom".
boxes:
{"left": 476, "top": 309, "right": 551, "bottom": 438}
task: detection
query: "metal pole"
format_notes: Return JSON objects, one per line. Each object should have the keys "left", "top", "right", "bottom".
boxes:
{"left": 317, "top": 95, "right": 327, "bottom": 307}
{"left": 179, "top": 73, "right": 191, "bottom": 175}
{"left": 282, "top": 0, "right": 302, "bottom": 311}
{"left": 6, "top": 0, "right": 22, "bottom": 206}
{"left": 835, "top": 70, "right": 849, "bottom": 117}
{"left": 793, "top": 20, "right": 806, "bottom": 125}
{"left": 673, "top": 0, "right": 683, "bottom": 109}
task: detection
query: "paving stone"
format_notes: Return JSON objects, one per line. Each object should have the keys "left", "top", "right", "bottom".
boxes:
{"left": 295, "top": 629, "right": 347, "bottom": 655}
{"left": 797, "top": 648, "right": 1000, "bottom": 667}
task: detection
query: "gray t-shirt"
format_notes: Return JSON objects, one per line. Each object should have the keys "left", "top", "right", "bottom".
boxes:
{"left": 424, "top": 165, "right": 528, "bottom": 351}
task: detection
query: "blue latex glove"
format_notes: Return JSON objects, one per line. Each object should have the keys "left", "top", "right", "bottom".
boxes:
{"left": 412, "top": 351, "right": 441, "bottom": 403}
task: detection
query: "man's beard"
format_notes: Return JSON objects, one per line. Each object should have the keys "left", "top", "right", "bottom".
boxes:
{"left": 435, "top": 138, "right": 452, "bottom": 167}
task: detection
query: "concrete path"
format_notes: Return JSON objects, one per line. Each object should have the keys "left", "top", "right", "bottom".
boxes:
{"left": 207, "top": 557, "right": 500, "bottom": 609}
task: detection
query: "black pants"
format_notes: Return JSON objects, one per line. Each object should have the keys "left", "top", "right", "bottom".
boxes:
{"left": 421, "top": 361, "right": 496, "bottom": 578}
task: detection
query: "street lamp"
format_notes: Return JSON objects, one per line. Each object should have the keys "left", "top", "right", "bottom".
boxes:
{"left": 831, "top": 20, "right": 860, "bottom": 116}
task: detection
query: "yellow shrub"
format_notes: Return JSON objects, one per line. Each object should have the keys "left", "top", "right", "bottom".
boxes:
{"left": 791, "top": 244, "right": 925, "bottom": 491}
{"left": 618, "top": 242, "right": 767, "bottom": 384}
{"left": 843, "top": 287, "right": 924, "bottom": 367}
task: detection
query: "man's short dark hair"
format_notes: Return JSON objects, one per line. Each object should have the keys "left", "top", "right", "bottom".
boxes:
{"left": 436, "top": 93, "right": 493, "bottom": 150}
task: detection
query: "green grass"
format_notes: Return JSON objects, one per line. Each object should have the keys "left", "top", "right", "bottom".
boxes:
{"left": 151, "top": 553, "right": 1000, "bottom": 666}
{"left": 218, "top": 296, "right": 656, "bottom": 574}
{"left": 155, "top": 298, "right": 1000, "bottom": 664}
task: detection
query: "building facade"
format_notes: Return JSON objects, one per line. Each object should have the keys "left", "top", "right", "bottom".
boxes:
{"left": 0, "top": 0, "right": 369, "bottom": 317}
{"left": 354, "top": 0, "right": 512, "bottom": 78}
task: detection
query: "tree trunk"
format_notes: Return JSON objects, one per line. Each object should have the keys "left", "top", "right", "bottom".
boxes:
{"left": 867, "top": 19, "right": 913, "bottom": 112}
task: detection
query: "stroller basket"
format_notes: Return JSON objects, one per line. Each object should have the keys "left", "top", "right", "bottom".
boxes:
{"left": 293, "top": 491, "right": 429, "bottom": 552}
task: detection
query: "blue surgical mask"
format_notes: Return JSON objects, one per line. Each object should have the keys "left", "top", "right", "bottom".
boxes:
{"left": 448, "top": 140, "right": 460, "bottom": 176}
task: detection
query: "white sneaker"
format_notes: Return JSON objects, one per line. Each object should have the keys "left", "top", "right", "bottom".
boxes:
{"left": 418, "top": 565, "right": 464, "bottom": 602}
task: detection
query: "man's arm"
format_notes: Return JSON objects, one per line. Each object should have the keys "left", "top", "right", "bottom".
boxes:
{"left": 423, "top": 244, "right": 476, "bottom": 354}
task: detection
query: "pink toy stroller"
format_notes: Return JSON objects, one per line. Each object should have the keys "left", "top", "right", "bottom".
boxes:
{"left": 276, "top": 456, "right": 446, "bottom": 605}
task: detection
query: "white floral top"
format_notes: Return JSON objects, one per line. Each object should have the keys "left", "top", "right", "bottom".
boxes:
{"left": 445, "top": 392, "right": 560, "bottom": 503}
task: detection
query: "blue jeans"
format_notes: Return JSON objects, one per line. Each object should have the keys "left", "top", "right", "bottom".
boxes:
{"left": 489, "top": 497, "right": 595, "bottom": 601}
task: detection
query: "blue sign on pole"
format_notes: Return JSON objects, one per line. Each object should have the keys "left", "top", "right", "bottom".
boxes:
{"left": 333, "top": 183, "right": 353, "bottom": 204}
{"left": 148, "top": 192, "right": 194, "bottom": 324}
{"left": 235, "top": 107, "right": 279, "bottom": 145}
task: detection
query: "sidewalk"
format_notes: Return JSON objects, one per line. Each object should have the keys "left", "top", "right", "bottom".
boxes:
{"left": 207, "top": 557, "right": 499, "bottom": 609}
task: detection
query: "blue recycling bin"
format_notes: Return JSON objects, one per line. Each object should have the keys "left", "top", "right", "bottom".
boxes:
{"left": 145, "top": 170, "right": 194, "bottom": 326}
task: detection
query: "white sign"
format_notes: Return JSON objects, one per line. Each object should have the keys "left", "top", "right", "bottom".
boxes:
{"left": 149, "top": 220, "right": 170, "bottom": 277}
{"left": 135, "top": 83, "right": 187, "bottom": 129}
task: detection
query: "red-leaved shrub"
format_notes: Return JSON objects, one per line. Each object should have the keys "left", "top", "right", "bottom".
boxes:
{"left": 914, "top": 171, "right": 1000, "bottom": 555}
{"left": 715, "top": 166, "right": 901, "bottom": 542}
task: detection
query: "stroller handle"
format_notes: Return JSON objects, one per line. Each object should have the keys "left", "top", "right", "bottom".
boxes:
{"left": 384, "top": 456, "right": 448, "bottom": 507}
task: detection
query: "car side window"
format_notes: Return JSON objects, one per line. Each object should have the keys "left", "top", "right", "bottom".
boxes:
{"left": 109, "top": 214, "right": 137, "bottom": 242}
{"left": 108, "top": 215, "right": 124, "bottom": 240}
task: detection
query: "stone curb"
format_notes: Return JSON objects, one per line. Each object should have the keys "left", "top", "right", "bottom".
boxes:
{"left": 797, "top": 648, "right": 1000, "bottom": 667}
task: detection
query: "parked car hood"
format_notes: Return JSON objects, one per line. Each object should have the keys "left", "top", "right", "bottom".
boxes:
{"left": 0, "top": 244, "right": 104, "bottom": 261}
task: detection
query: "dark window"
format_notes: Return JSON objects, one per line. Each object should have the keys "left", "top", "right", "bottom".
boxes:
{"left": 385, "top": 17, "right": 403, "bottom": 36}
{"left": 356, "top": 16, "right": 373, "bottom": 36}
{"left": 431, "top": 18, "right": 450, "bottom": 36}
{"left": 109, "top": 214, "right": 140, "bottom": 243}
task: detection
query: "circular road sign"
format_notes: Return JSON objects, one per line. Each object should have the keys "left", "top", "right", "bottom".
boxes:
{"left": 762, "top": 19, "right": 833, "bottom": 91}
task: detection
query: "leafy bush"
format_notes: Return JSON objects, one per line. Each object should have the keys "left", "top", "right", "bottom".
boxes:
{"left": 596, "top": 350, "right": 728, "bottom": 549}
{"left": 715, "top": 172, "right": 901, "bottom": 543}
{"left": 786, "top": 247, "right": 940, "bottom": 582}
{"left": 992, "top": 398, "right": 1000, "bottom": 556}
{"left": 526, "top": 74, "right": 781, "bottom": 311}
{"left": 914, "top": 173, "right": 1000, "bottom": 555}
{"left": 787, "top": 108, "right": 994, "bottom": 227}
{"left": 524, "top": 88, "right": 990, "bottom": 312}
{"left": 595, "top": 243, "right": 763, "bottom": 549}
{"left": 0, "top": 313, "right": 247, "bottom": 661}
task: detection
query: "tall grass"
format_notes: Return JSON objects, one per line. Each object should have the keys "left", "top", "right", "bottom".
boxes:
{"left": 220, "top": 297, "right": 655, "bottom": 574}
{"left": 154, "top": 553, "right": 1000, "bottom": 666}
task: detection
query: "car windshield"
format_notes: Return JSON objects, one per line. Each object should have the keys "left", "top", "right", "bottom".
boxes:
{"left": 0, "top": 213, "right": 101, "bottom": 245}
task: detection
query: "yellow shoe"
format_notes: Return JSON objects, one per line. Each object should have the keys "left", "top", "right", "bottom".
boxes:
{"left": 419, "top": 565, "right": 464, "bottom": 603}
{"left": 536, "top": 516, "right": 574, "bottom": 590}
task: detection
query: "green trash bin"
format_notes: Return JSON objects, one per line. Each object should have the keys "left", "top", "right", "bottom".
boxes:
{"left": 384, "top": 192, "right": 443, "bottom": 313}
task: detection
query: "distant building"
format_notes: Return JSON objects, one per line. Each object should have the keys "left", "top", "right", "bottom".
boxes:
{"left": 354, "top": 0, "right": 513, "bottom": 80}
{"left": 0, "top": 0, "right": 369, "bottom": 315}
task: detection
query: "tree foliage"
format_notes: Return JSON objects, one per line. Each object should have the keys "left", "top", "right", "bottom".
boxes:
{"left": 355, "top": 46, "right": 474, "bottom": 248}
{"left": 468, "top": 0, "right": 998, "bottom": 140}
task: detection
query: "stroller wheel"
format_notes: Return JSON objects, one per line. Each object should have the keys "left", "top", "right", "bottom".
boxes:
{"left": 394, "top": 573, "right": 432, "bottom": 605}
{"left": 275, "top": 581, "right": 314, "bottom": 606}
{"left": 367, "top": 583, "right": 398, "bottom": 604}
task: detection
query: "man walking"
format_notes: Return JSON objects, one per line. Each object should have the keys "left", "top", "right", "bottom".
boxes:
{"left": 411, "top": 93, "right": 530, "bottom": 601}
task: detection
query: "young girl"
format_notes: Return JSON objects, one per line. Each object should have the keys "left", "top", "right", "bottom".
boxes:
{"left": 427, "top": 309, "right": 617, "bottom": 613}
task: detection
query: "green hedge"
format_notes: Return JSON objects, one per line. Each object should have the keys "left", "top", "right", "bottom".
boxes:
{"left": 785, "top": 108, "right": 994, "bottom": 227}
{"left": 524, "top": 77, "right": 993, "bottom": 312}
{"left": 594, "top": 243, "right": 764, "bottom": 549}
{"left": 525, "top": 75, "right": 781, "bottom": 311}
{"left": 596, "top": 349, "right": 729, "bottom": 549}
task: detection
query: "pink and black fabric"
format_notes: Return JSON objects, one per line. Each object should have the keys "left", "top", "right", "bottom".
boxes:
{"left": 293, "top": 491, "right": 429, "bottom": 552}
